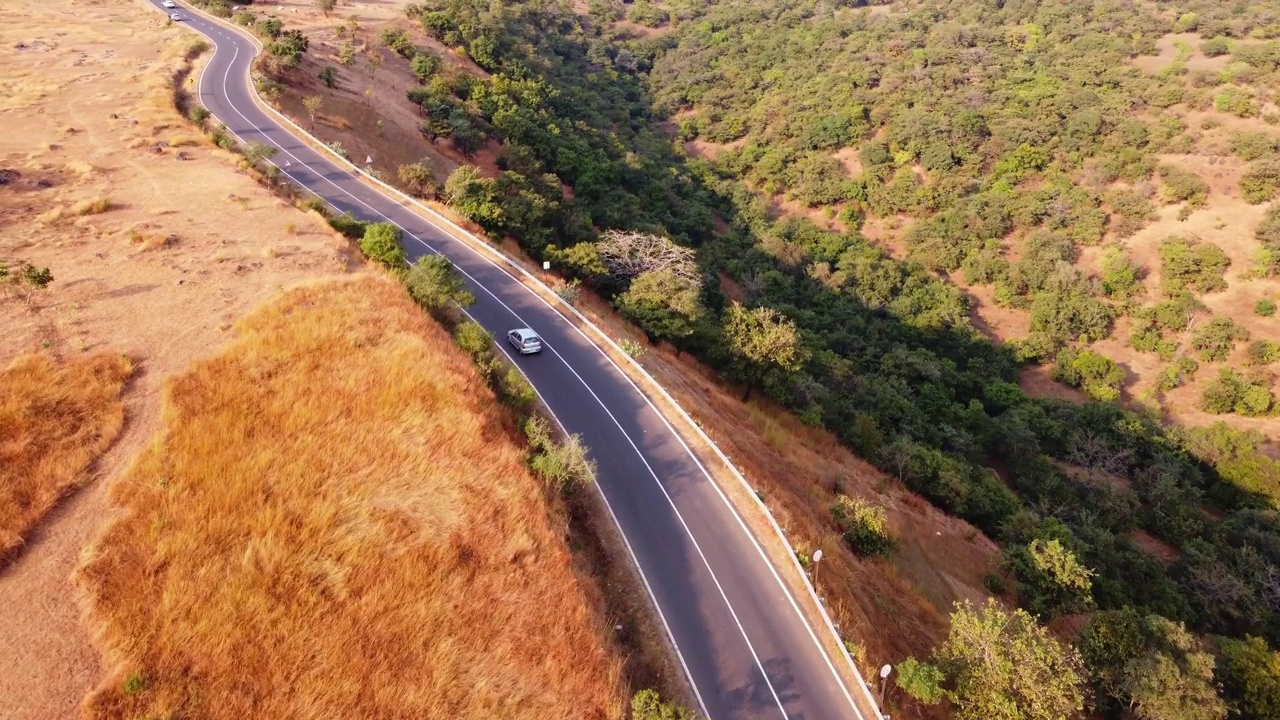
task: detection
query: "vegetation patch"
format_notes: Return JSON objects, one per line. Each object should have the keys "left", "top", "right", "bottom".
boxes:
{"left": 0, "top": 353, "right": 132, "bottom": 561}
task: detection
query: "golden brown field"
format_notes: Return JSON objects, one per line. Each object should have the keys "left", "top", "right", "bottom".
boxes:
{"left": 0, "top": 353, "right": 133, "bottom": 561}
{"left": 75, "top": 276, "right": 625, "bottom": 720}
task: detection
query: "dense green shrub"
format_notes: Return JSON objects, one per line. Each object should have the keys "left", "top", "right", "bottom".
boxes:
{"left": 1191, "top": 316, "right": 1250, "bottom": 362}
{"left": 326, "top": 211, "right": 367, "bottom": 240}
{"left": 1052, "top": 348, "right": 1124, "bottom": 402}
{"left": 1215, "top": 635, "right": 1280, "bottom": 720}
{"left": 1248, "top": 340, "right": 1280, "bottom": 365}
{"left": 1155, "top": 356, "right": 1200, "bottom": 393}
{"left": 1242, "top": 160, "right": 1280, "bottom": 204}
{"left": 1230, "top": 131, "right": 1279, "bottom": 162}
{"left": 1159, "top": 165, "right": 1209, "bottom": 208}
{"left": 1200, "top": 369, "right": 1274, "bottom": 416}
{"left": 830, "top": 494, "right": 895, "bottom": 556}
{"left": 1200, "top": 36, "right": 1231, "bottom": 57}
{"left": 1159, "top": 235, "right": 1230, "bottom": 295}
{"left": 1216, "top": 87, "right": 1260, "bottom": 118}
{"left": 1257, "top": 298, "right": 1278, "bottom": 317}
{"left": 380, "top": 26, "right": 417, "bottom": 58}
{"left": 359, "top": 222, "right": 408, "bottom": 269}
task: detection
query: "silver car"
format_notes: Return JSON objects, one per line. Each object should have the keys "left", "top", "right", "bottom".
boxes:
{"left": 507, "top": 328, "right": 543, "bottom": 355}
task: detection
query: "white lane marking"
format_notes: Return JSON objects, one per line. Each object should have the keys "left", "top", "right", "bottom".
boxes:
{"left": 210, "top": 43, "right": 786, "bottom": 718}
{"left": 213, "top": 43, "right": 784, "bottom": 718}
{"left": 205, "top": 40, "right": 735, "bottom": 716}
{"left": 195, "top": 15, "right": 866, "bottom": 718}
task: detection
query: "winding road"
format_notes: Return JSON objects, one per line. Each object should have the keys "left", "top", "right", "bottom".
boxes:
{"left": 153, "top": 2, "right": 879, "bottom": 718}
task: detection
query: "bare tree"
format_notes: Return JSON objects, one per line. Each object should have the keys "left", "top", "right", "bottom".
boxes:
{"left": 366, "top": 47, "right": 383, "bottom": 78}
{"left": 596, "top": 229, "right": 700, "bottom": 286}
{"left": 1066, "top": 431, "right": 1134, "bottom": 476}
{"left": 302, "top": 95, "right": 322, "bottom": 131}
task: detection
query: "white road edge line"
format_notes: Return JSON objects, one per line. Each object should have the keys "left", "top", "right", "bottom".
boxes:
{"left": 213, "top": 39, "right": 790, "bottom": 719}
{"left": 189, "top": 28, "right": 727, "bottom": 720}
{"left": 168, "top": 2, "right": 883, "bottom": 717}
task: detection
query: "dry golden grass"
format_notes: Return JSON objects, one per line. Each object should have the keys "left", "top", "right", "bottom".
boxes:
{"left": 73, "top": 197, "right": 114, "bottom": 216}
{"left": 75, "top": 276, "right": 624, "bottom": 720}
{"left": 0, "top": 353, "right": 133, "bottom": 561}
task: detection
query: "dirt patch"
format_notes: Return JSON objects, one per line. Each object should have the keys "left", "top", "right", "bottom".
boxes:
{"left": 1132, "top": 33, "right": 1231, "bottom": 75}
{"left": 0, "top": 0, "right": 363, "bottom": 716}
{"left": 835, "top": 146, "right": 864, "bottom": 177}
{"left": 683, "top": 136, "right": 746, "bottom": 161}
{"left": 951, "top": 275, "right": 1030, "bottom": 345}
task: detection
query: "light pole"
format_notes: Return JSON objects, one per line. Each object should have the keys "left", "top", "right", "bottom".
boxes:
{"left": 878, "top": 663, "right": 893, "bottom": 706}
{"left": 810, "top": 548, "right": 823, "bottom": 589}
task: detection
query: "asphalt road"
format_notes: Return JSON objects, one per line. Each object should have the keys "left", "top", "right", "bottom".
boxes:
{"left": 153, "top": 3, "right": 873, "bottom": 718}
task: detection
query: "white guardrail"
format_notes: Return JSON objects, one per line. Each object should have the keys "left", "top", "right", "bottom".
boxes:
{"left": 172, "top": 4, "right": 886, "bottom": 717}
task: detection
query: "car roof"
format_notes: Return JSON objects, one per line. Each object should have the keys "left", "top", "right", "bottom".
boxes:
{"left": 511, "top": 327, "right": 538, "bottom": 337}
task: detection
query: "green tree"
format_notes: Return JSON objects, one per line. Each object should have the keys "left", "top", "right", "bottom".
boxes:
{"left": 723, "top": 303, "right": 808, "bottom": 400}
{"left": 1052, "top": 348, "right": 1124, "bottom": 402}
{"left": 337, "top": 40, "right": 356, "bottom": 66}
{"left": 318, "top": 65, "right": 337, "bottom": 88}
{"left": 615, "top": 269, "right": 705, "bottom": 347}
{"left": 241, "top": 140, "right": 277, "bottom": 168}
{"left": 302, "top": 95, "right": 322, "bottom": 132}
{"left": 1192, "top": 317, "right": 1250, "bottom": 362}
{"left": 1121, "top": 617, "right": 1227, "bottom": 720}
{"left": 896, "top": 657, "right": 946, "bottom": 705}
{"left": 397, "top": 160, "right": 438, "bottom": 198}
{"left": 1160, "top": 235, "right": 1231, "bottom": 295}
{"left": 1257, "top": 298, "right": 1277, "bottom": 317}
{"left": 1005, "top": 536, "right": 1096, "bottom": 618}
{"left": 1081, "top": 611, "right": 1226, "bottom": 720}
{"left": 630, "top": 689, "right": 698, "bottom": 720}
{"left": 404, "top": 254, "right": 473, "bottom": 314}
{"left": 1249, "top": 340, "right": 1280, "bottom": 364}
{"left": 1216, "top": 635, "right": 1280, "bottom": 720}
{"left": 1201, "top": 36, "right": 1231, "bottom": 57}
{"left": 830, "top": 494, "right": 894, "bottom": 556}
{"left": 1200, "top": 369, "right": 1274, "bottom": 416}
{"left": 315, "top": 0, "right": 335, "bottom": 16}
{"left": 931, "top": 598, "right": 1085, "bottom": 720}
{"left": 1242, "top": 161, "right": 1280, "bottom": 204}
{"left": 1100, "top": 247, "right": 1145, "bottom": 302}
{"left": 411, "top": 52, "right": 441, "bottom": 83}
{"left": 358, "top": 221, "right": 407, "bottom": 269}
{"left": 443, "top": 165, "right": 504, "bottom": 231}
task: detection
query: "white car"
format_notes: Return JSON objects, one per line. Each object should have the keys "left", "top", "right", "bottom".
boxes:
{"left": 169, "top": 12, "right": 182, "bottom": 20}
{"left": 507, "top": 328, "right": 543, "bottom": 355}
{"left": 162, "top": 0, "right": 176, "bottom": 7}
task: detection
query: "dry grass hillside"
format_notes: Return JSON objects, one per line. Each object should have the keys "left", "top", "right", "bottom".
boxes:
{"left": 75, "top": 276, "right": 625, "bottom": 720}
{"left": 0, "top": 0, "right": 361, "bottom": 715}
{"left": 0, "top": 353, "right": 133, "bottom": 561}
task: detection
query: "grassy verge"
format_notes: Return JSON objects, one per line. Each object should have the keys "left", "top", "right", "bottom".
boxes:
{"left": 0, "top": 353, "right": 133, "bottom": 563}
{"left": 75, "top": 276, "right": 626, "bottom": 719}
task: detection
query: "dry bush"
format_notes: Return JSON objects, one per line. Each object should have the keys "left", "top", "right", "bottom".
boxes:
{"left": 127, "top": 227, "right": 177, "bottom": 251}
{"left": 74, "top": 196, "right": 114, "bottom": 216}
{"left": 75, "top": 277, "right": 624, "bottom": 720}
{"left": 0, "top": 353, "right": 133, "bottom": 561}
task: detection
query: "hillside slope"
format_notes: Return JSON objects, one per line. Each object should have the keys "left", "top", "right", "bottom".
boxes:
{"left": 76, "top": 276, "right": 626, "bottom": 720}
